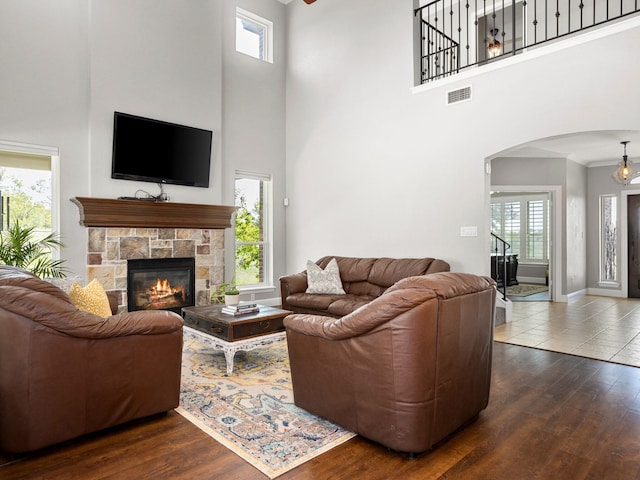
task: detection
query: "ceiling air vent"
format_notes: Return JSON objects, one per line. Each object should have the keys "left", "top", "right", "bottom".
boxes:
{"left": 447, "top": 86, "right": 471, "bottom": 105}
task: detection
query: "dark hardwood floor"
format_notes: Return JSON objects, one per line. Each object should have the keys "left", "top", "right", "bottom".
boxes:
{"left": 3, "top": 342, "right": 640, "bottom": 479}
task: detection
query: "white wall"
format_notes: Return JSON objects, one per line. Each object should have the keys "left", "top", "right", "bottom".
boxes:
{"left": 284, "top": 0, "right": 640, "bottom": 279}
{"left": 0, "top": 0, "right": 90, "bottom": 276}
{"left": 221, "top": 0, "right": 287, "bottom": 299}
{"left": 566, "top": 159, "right": 588, "bottom": 293}
{"left": 89, "top": 0, "right": 223, "bottom": 204}
{"left": 2, "top": 0, "right": 639, "bottom": 297}
{"left": 587, "top": 165, "right": 640, "bottom": 296}
{"left": 0, "top": 0, "right": 287, "bottom": 290}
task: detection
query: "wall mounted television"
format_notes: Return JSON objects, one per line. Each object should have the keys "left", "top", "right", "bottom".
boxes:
{"left": 111, "top": 111, "right": 212, "bottom": 188}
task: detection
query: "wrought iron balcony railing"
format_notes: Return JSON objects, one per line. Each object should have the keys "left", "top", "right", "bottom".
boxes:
{"left": 415, "top": 0, "right": 640, "bottom": 84}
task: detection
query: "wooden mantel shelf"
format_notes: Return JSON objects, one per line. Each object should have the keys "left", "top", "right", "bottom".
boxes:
{"left": 71, "top": 197, "right": 236, "bottom": 229}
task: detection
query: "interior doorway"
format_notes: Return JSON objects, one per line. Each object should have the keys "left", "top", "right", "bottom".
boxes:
{"left": 490, "top": 185, "right": 562, "bottom": 302}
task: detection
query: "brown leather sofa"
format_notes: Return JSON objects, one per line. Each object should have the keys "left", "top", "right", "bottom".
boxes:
{"left": 0, "top": 265, "right": 184, "bottom": 453}
{"left": 280, "top": 256, "right": 450, "bottom": 317}
{"left": 284, "top": 272, "right": 496, "bottom": 455}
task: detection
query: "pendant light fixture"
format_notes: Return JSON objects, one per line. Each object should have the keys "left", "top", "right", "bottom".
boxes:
{"left": 612, "top": 141, "right": 638, "bottom": 185}
{"left": 488, "top": 28, "right": 502, "bottom": 57}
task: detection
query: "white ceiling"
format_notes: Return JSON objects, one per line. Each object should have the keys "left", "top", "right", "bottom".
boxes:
{"left": 491, "top": 130, "right": 640, "bottom": 167}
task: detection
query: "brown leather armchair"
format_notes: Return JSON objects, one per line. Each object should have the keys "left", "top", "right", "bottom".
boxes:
{"left": 284, "top": 272, "right": 496, "bottom": 455}
{"left": 0, "top": 266, "right": 184, "bottom": 453}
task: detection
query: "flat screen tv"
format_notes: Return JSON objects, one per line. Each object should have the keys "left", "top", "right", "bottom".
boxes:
{"left": 111, "top": 112, "right": 212, "bottom": 188}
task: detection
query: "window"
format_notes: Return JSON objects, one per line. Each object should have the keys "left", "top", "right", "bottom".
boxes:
{"left": 0, "top": 151, "right": 53, "bottom": 233}
{"left": 503, "top": 201, "right": 521, "bottom": 255}
{"left": 491, "top": 194, "right": 549, "bottom": 263}
{"left": 234, "top": 172, "right": 272, "bottom": 288}
{"left": 526, "top": 200, "right": 546, "bottom": 260}
{"left": 600, "top": 194, "right": 617, "bottom": 284}
{"left": 235, "top": 7, "right": 273, "bottom": 63}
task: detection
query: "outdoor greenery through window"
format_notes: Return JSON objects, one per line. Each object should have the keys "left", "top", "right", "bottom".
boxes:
{"left": 600, "top": 194, "right": 617, "bottom": 283}
{"left": 0, "top": 150, "right": 64, "bottom": 278}
{"left": 234, "top": 173, "right": 271, "bottom": 287}
{"left": 0, "top": 152, "right": 52, "bottom": 234}
{"left": 491, "top": 194, "right": 549, "bottom": 263}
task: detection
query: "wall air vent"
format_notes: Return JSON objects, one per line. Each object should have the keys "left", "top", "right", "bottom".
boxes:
{"left": 447, "top": 86, "right": 472, "bottom": 105}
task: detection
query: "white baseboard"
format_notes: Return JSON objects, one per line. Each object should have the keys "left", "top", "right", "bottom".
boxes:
{"left": 517, "top": 276, "right": 547, "bottom": 285}
{"left": 586, "top": 287, "right": 625, "bottom": 298}
{"left": 566, "top": 288, "right": 587, "bottom": 302}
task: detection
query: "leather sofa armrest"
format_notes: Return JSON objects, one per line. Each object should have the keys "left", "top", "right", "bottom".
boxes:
{"left": 425, "top": 258, "right": 451, "bottom": 274}
{"left": 52, "top": 309, "right": 184, "bottom": 339}
{"left": 279, "top": 271, "right": 308, "bottom": 309}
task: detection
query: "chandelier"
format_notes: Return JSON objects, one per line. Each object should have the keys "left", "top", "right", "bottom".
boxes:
{"left": 488, "top": 28, "right": 502, "bottom": 57}
{"left": 612, "top": 141, "right": 639, "bottom": 185}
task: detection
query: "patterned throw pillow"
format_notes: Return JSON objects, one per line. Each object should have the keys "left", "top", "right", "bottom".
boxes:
{"left": 68, "top": 279, "right": 112, "bottom": 318}
{"left": 306, "top": 258, "right": 346, "bottom": 294}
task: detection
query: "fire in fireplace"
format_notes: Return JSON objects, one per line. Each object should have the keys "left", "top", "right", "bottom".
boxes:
{"left": 127, "top": 257, "right": 195, "bottom": 313}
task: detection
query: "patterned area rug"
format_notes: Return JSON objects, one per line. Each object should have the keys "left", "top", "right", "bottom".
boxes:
{"left": 177, "top": 330, "right": 356, "bottom": 479}
{"left": 506, "top": 283, "right": 548, "bottom": 297}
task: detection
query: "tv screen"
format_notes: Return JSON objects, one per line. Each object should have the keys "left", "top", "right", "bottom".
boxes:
{"left": 111, "top": 112, "right": 212, "bottom": 188}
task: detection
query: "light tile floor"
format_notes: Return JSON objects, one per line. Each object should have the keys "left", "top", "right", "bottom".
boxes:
{"left": 494, "top": 295, "right": 640, "bottom": 367}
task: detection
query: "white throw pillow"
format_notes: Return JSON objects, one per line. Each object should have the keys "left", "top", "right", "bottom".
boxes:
{"left": 306, "top": 258, "right": 346, "bottom": 294}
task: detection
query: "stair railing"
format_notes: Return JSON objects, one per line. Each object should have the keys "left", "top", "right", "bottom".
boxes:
{"left": 491, "top": 232, "right": 510, "bottom": 300}
{"left": 415, "top": 0, "right": 640, "bottom": 84}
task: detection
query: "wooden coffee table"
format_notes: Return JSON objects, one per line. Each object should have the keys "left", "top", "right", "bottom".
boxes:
{"left": 181, "top": 304, "right": 292, "bottom": 375}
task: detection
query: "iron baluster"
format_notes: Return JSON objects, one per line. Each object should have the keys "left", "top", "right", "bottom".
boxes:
{"left": 414, "top": 0, "right": 639, "bottom": 84}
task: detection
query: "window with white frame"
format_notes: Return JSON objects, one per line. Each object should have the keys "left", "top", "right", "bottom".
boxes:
{"left": 235, "top": 7, "right": 273, "bottom": 63}
{"left": 0, "top": 151, "right": 53, "bottom": 233}
{"left": 491, "top": 194, "right": 549, "bottom": 263}
{"left": 234, "top": 172, "right": 272, "bottom": 288}
{"left": 599, "top": 194, "right": 617, "bottom": 283}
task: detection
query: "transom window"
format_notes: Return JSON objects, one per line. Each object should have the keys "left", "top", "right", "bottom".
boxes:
{"left": 235, "top": 7, "right": 273, "bottom": 63}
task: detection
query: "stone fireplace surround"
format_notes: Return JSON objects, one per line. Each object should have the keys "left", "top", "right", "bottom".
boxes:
{"left": 72, "top": 197, "right": 235, "bottom": 312}
{"left": 86, "top": 227, "right": 222, "bottom": 312}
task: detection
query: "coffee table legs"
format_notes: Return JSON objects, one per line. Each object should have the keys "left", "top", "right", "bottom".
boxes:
{"left": 223, "top": 349, "right": 237, "bottom": 376}
{"left": 184, "top": 327, "right": 286, "bottom": 375}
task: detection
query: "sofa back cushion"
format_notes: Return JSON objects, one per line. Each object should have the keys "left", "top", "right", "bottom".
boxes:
{"left": 316, "top": 257, "right": 376, "bottom": 283}
{"left": 368, "top": 258, "right": 446, "bottom": 287}
{"left": 314, "top": 256, "right": 450, "bottom": 297}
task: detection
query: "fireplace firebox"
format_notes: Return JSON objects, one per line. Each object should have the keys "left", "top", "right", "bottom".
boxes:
{"left": 127, "top": 257, "right": 195, "bottom": 313}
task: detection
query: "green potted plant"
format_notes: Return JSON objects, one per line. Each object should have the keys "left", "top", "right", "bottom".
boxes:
{"left": 211, "top": 280, "right": 240, "bottom": 306}
{"left": 0, "top": 220, "right": 67, "bottom": 278}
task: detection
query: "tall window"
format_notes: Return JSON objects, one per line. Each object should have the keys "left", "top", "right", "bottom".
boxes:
{"left": 491, "top": 194, "right": 549, "bottom": 263}
{"left": 234, "top": 173, "right": 272, "bottom": 288}
{"left": 236, "top": 7, "right": 273, "bottom": 63}
{"left": 600, "top": 194, "right": 617, "bottom": 283}
{"left": 503, "top": 201, "right": 521, "bottom": 255}
{"left": 526, "top": 200, "right": 546, "bottom": 260}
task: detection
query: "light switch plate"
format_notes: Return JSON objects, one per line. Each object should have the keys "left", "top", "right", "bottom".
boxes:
{"left": 460, "top": 226, "right": 478, "bottom": 237}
